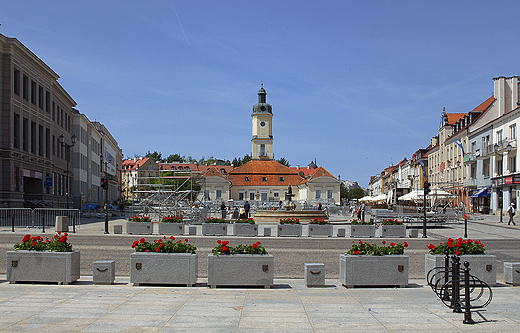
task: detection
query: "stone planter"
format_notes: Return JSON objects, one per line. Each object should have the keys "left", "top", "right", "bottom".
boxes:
{"left": 127, "top": 221, "right": 153, "bottom": 235}
{"left": 232, "top": 223, "right": 258, "bottom": 236}
{"left": 350, "top": 224, "right": 375, "bottom": 237}
{"left": 158, "top": 222, "right": 185, "bottom": 235}
{"left": 425, "top": 253, "right": 497, "bottom": 286}
{"left": 277, "top": 224, "right": 302, "bottom": 237}
{"left": 308, "top": 224, "right": 333, "bottom": 237}
{"left": 202, "top": 223, "right": 228, "bottom": 236}
{"left": 130, "top": 252, "right": 197, "bottom": 286}
{"left": 380, "top": 224, "right": 406, "bottom": 238}
{"left": 207, "top": 254, "right": 274, "bottom": 288}
{"left": 7, "top": 250, "right": 80, "bottom": 285}
{"left": 339, "top": 254, "right": 408, "bottom": 288}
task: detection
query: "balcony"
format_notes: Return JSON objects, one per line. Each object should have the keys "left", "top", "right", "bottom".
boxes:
{"left": 464, "top": 153, "right": 478, "bottom": 163}
{"left": 485, "top": 138, "right": 516, "bottom": 156}
{"left": 463, "top": 178, "right": 477, "bottom": 188}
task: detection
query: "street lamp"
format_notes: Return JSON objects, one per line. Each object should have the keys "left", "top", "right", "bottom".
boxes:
{"left": 58, "top": 133, "right": 77, "bottom": 209}
{"left": 100, "top": 152, "right": 112, "bottom": 234}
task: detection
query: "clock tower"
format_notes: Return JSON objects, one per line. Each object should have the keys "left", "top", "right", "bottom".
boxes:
{"left": 251, "top": 84, "right": 274, "bottom": 160}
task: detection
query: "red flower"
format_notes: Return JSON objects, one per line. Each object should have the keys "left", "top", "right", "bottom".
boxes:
{"left": 359, "top": 241, "right": 363, "bottom": 244}
{"left": 160, "top": 243, "right": 164, "bottom": 247}
{"left": 170, "top": 236, "right": 175, "bottom": 240}
{"left": 390, "top": 242, "right": 396, "bottom": 247}
{"left": 163, "top": 236, "right": 166, "bottom": 239}
{"left": 59, "top": 236, "right": 67, "bottom": 243}
{"left": 481, "top": 244, "right": 485, "bottom": 247}
{"left": 354, "top": 250, "right": 360, "bottom": 255}
{"left": 140, "top": 238, "right": 145, "bottom": 244}
{"left": 155, "top": 247, "right": 160, "bottom": 252}
{"left": 132, "top": 241, "right": 139, "bottom": 248}
{"left": 455, "top": 250, "right": 461, "bottom": 255}
{"left": 253, "top": 243, "right": 258, "bottom": 249}
{"left": 31, "top": 242, "right": 36, "bottom": 247}
{"left": 185, "top": 238, "right": 189, "bottom": 242}
{"left": 403, "top": 242, "right": 408, "bottom": 248}
{"left": 217, "top": 240, "right": 221, "bottom": 244}
{"left": 382, "top": 241, "right": 386, "bottom": 245}
{"left": 145, "top": 249, "right": 149, "bottom": 252}
{"left": 22, "top": 234, "right": 31, "bottom": 242}
{"left": 177, "top": 240, "right": 181, "bottom": 243}
{"left": 57, "top": 231, "right": 61, "bottom": 234}
{"left": 222, "top": 246, "right": 228, "bottom": 252}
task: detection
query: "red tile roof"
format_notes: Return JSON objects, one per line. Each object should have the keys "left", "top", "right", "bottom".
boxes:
{"left": 473, "top": 96, "right": 494, "bottom": 112}
{"left": 302, "top": 166, "right": 338, "bottom": 184}
{"left": 446, "top": 113, "right": 466, "bottom": 125}
{"left": 228, "top": 160, "right": 303, "bottom": 186}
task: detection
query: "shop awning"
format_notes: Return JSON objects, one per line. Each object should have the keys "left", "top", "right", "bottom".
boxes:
{"left": 471, "top": 186, "right": 491, "bottom": 198}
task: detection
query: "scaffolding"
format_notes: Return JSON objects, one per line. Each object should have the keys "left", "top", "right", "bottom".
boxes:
{"left": 133, "top": 168, "right": 208, "bottom": 223}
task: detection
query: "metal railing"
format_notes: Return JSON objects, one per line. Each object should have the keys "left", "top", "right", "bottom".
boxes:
{"left": 0, "top": 208, "right": 80, "bottom": 232}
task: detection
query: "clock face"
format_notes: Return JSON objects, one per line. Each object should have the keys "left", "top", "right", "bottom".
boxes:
{"left": 260, "top": 106, "right": 266, "bottom": 111}
{"left": 260, "top": 121, "right": 266, "bottom": 127}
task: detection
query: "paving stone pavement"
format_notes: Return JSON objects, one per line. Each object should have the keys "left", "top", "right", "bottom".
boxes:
{"left": 0, "top": 276, "right": 519, "bottom": 332}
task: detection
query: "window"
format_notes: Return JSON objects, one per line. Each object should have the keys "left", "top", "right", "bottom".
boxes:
{"left": 497, "top": 130, "right": 503, "bottom": 143}
{"left": 52, "top": 135, "right": 55, "bottom": 155}
{"left": 204, "top": 190, "right": 210, "bottom": 200}
{"left": 315, "top": 189, "right": 321, "bottom": 199}
{"left": 238, "top": 191, "right": 244, "bottom": 201}
{"left": 52, "top": 103, "right": 56, "bottom": 121}
{"left": 511, "top": 124, "right": 517, "bottom": 140}
{"left": 262, "top": 177, "right": 267, "bottom": 182}
{"left": 261, "top": 191, "right": 268, "bottom": 201}
{"left": 216, "top": 189, "right": 222, "bottom": 199}
{"left": 510, "top": 156, "right": 517, "bottom": 173}
{"left": 244, "top": 177, "right": 250, "bottom": 182}
{"left": 38, "top": 86, "right": 44, "bottom": 109}
{"left": 23, "top": 75, "right": 28, "bottom": 100}
{"left": 249, "top": 192, "right": 255, "bottom": 200}
{"left": 279, "top": 177, "right": 284, "bottom": 182}
{"left": 273, "top": 191, "right": 279, "bottom": 198}
{"left": 260, "top": 144, "right": 265, "bottom": 156}
{"left": 496, "top": 159, "right": 503, "bottom": 176}
{"left": 13, "top": 68, "right": 20, "bottom": 95}
{"left": 45, "top": 91, "right": 50, "bottom": 113}
{"left": 31, "top": 80, "right": 36, "bottom": 105}
{"left": 38, "top": 125, "right": 43, "bottom": 156}
{"left": 30, "top": 121, "right": 36, "bottom": 154}
{"left": 13, "top": 114, "right": 19, "bottom": 149}
{"left": 327, "top": 189, "right": 333, "bottom": 199}
{"left": 483, "top": 159, "right": 490, "bottom": 178}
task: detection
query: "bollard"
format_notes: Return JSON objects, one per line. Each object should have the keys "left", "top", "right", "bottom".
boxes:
{"left": 451, "top": 256, "right": 462, "bottom": 313}
{"left": 463, "top": 261, "right": 475, "bottom": 324}
{"left": 11, "top": 212, "right": 15, "bottom": 232}
{"left": 464, "top": 214, "right": 468, "bottom": 239}
{"left": 442, "top": 251, "right": 451, "bottom": 301}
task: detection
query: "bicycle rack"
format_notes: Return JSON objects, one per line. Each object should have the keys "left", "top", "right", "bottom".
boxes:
{"left": 426, "top": 252, "right": 493, "bottom": 324}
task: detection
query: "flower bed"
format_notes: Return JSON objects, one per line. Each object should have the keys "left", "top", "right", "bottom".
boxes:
{"left": 279, "top": 218, "right": 300, "bottom": 224}
{"left": 207, "top": 240, "right": 273, "bottom": 288}
{"left": 232, "top": 222, "right": 258, "bottom": 236}
{"left": 309, "top": 218, "right": 330, "bottom": 225}
{"left": 340, "top": 240, "right": 409, "bottom": 288}
{"left": 7, "top": 233, "right": 80, "bottom": 285}
{"left": 425, "top": 238, "right": 496, "bottom": 286}
{"left": 350, "top": 221, "right": 375, "bottom": 237}
{"left": 381, "top": 219, "right": 403, "bottom": 225}
{"left": 205, "top": 217, "right": 226, "bottom": 223}
{"left": 129, "top": 215, "right": 151, "bottom": 222}
{"left": 235, "top": 218, "right": 255, "bottom": 224}
{"left": 130, "top": 236, "right": 197, "bottom": 286}
{"left": 158, "top": 216, "right": 185, "bottom": 235}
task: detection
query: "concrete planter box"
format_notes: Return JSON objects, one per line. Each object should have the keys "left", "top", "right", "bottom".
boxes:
{"left": 339, "top": 254, "right": 408, "bottom": 288}
{"left": 127, "top": 221, "right": 153, "bottom": 235}
{"left": 380, "top": 224, "right": 406, "bottom": 238}
{"left": 350, "top": 224, "right": 375, "bottom": 237}
{"left": 158, "top": 222, "right": 185, "bottom": 235}
{"left": 504, "top": 262, "right": 520, "bottom": 286}
{"left": 207, "top": 254, "right": 274, "bottom": 288}
{"left": 425, "top": 253, "right": 497, "bottom": 286}
{"left": 7, "top": 250, "right": 80, "bottom": 285}
{"left": 202, "top": 223, "right": 228, "bottom": 236}
{"left": 277, "top": 224, "right": 302, "bottom": 237}
{"left": 93, "top": 260, "right": 115, "bottom": 285}
{"left": 233, "top": 223, "right": 258, "bottom": 236}
{"left": 130, "top": 252, "right": 197, "bottom": 286}
{"left": 308, "top": 224, "right": 333, "bottom": 237}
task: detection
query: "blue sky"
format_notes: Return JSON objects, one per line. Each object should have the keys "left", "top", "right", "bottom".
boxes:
{"left": 2, "top": 1, "right": 519, "bottom": 186}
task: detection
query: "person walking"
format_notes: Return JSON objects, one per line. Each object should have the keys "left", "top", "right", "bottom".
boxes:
{"left": 244, "top": 200, "right": 250, "bottom": 218}
{"left": 220, "top": 201, "right": 226, "bottom": 220}
{"left": 507, "top": 202, "right": 516, "bottom": 225}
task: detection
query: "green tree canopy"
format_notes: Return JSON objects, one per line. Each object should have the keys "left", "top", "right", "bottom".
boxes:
{"left": 276, "top": 157, "right": 290, "bottom": 167}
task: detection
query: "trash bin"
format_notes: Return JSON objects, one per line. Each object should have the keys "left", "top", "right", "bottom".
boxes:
{"left": 55, "top": 216, "right": 69, "bottom": 232}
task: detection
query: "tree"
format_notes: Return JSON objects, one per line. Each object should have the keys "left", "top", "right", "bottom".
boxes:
{"left": 347, "top": 188, "right": 366, "bottom": 200}
{"left": 166, "top": 153, "right": 184, "bottom": 163}
{"left": 340, "top": 183, "right": 349, "bottom": 201}
{"left": 145, "top": 151, "right": 163, "bottom": 162}
{"left": 276, "top": 157, "right": 290, "bottom": 167}
{"left": 230, "top": 154, "right": 252, "bottom": 167}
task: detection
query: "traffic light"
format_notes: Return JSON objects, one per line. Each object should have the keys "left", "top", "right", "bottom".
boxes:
{"left": 424, "top": 182, "right": 431, "bottom": 195}
{"left": 101, "top": 177, "right": 108, "bottom": 189}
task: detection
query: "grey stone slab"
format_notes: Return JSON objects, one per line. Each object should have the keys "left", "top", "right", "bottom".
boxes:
{"left": 277, "top": 224, "right": 302, "bottom": 237}
{"left": 130, "top": 252, "right": 197, "bottom": 286}
{"left": 126, "top": 221, "right": 153, "bottom": 234}
{"left": 380, "top": 224, "right": 406, "bottom": 237}
{"left": 93, "top": 260, "right": 115, "bottom": 285}
{"left": 308, "top": 224, "right": 333, "bottom": 237}
{"left": 350, "top": 224, "right": 376, "bottom": 237}
{"left": 339, "top": 254, "right": 408, "bottom": 288}
{"left": 425, "top": 253, "right": 497, "bottom": 286}
{"left": 233, "top": 223, "right": 258, "bottom": 236}
{"left": 158, "top": 222, "right": 185, "bottom": 235}
{"left": 207, "top": 254, "right": 274, "bottom": 288}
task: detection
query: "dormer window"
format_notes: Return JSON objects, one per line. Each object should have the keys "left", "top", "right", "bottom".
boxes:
{"left": 262, "top": 177, "right": 267, "bottom": 182}
{"left": 279, "top": 177, "right": 284, "bottom": 182}
{"left": 244, "top": 177, "right": 250, "bottom": 182}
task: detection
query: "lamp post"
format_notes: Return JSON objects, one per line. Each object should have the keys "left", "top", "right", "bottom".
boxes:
{"left": 58, "top": 133, "right": 77, "bottom": 209}
{"left": 100, "top": 152, "right": 112, "bottom": 234}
